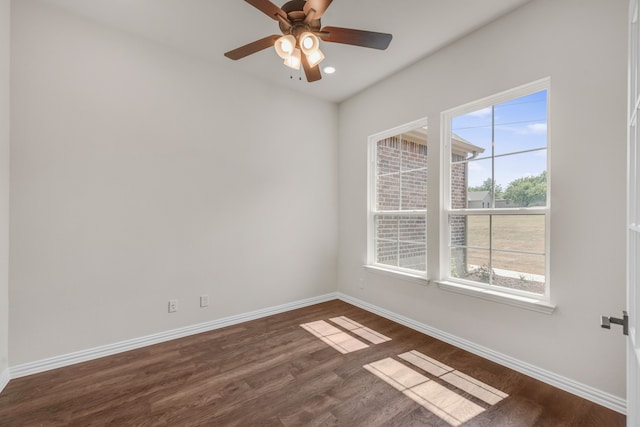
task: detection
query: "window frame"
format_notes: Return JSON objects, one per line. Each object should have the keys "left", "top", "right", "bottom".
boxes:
{"left": 439, "top": 78, "right": 552, "bottom": 307}
{"left": 367, "top": 117, "right": 429, "bottom": 280}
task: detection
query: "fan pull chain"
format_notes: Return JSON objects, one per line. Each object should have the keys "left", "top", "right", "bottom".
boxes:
{"left": 289, "top": 70, "right": 302, "bottom": 81}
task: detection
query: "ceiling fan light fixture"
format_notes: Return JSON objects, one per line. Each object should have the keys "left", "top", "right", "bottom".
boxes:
{"left": 299, "top": 32, "right": 320, "bottom": 55}
{"left": 283, "top": 48, "right": 302, "bottom": 70}
{"left": 306, "top": 48, "right": 325, "bottom": 67}
{"left": 274, "top": 34, "right": 296, "bottom": 59}
{"left": 224, "top": 0, "right": 392, "bottom": 83}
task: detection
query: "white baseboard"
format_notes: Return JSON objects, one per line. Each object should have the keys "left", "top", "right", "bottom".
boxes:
{"left": 0, "top": 368, "right": 8, "bottom": 394}
{"left": 336, "top": 292, "right": 626, "bottom": 415}
{"left": 4, "top": 291, "right": 627, "bottom": 416}
{"left": 9, "top": 292, "right": 338, "bottom": 379}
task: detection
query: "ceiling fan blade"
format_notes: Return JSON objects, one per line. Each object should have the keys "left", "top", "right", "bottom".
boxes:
{"left": 245, "top": 0, "right": 288, "bottom": 21}
{"left": 303, "top": 0, "right": 333, "bottom": 20}
{"left": 224, "top": 35, "right": 280, "bottom": 60}
{"left": 319, "top": 26, "right": 392, "bottom": 50}
{"left": 301, "top": 53, "right": 322, "bottom": 82}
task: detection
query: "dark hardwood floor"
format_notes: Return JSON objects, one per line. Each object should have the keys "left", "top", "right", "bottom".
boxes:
{"left": 0, "top": 300, "right": 626, "bottom": 426}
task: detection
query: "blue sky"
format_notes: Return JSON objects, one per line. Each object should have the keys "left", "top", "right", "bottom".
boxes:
{"left": 451, "top": 90, "right": 547, "bottom": 189}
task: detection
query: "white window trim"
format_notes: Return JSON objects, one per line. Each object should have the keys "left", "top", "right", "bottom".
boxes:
{"left": 436, "top": 280, "right": 556, "bottom": 314}
{"left": 363, "top": 264, "right": 429, "bottom": 286}
{"left": 367, "top": 117, "right": 429, "bottom": 281}
{"left": 439, "top": 78, "right": 556, "bottom": 313}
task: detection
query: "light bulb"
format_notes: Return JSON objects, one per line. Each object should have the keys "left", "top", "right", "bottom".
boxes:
{"left": 298, "top": 32, "right": 319, "bottom": 55}
{"left": 281, "top": 39, "right": 293, "bottom": 53}
{"left": 275, "top": 35, "right": 297, "bottom": 59}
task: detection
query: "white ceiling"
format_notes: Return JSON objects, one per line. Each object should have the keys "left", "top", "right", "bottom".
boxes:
{"left": 38, "top": 0, "right": 532, "bottom": 103}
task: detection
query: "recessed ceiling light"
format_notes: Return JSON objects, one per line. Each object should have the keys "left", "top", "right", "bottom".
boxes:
{"left": 323, "top": 66, "right": 336, "bottom": 74}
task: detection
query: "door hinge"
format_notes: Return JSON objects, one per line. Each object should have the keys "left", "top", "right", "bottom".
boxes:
{"left": 600, "top": 311, "right": 629, "bottom": 336}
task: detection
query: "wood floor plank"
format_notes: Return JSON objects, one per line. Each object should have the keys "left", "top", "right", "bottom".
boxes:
{"left": 0, "top": 300, "right": 626, "bottom": 426}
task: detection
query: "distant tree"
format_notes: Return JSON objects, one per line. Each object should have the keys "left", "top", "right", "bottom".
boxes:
{"left": 503, "top": 171, "right": 547, "bottom": 207}
{"left": 468, "top": 178, "right": 503, "bottom": 197}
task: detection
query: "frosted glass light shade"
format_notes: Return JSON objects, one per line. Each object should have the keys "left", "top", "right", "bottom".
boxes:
{"left": 299, "top": 32, "right": 320, "bottom": 55}
{"left": 274, "top": 35, "right": 296, "bottom": 59}
{"left": 306, "top": 48, "right": 325, "bottom": 67}
{"left": 283, "top": 48, "right": 302, "bottom": 70}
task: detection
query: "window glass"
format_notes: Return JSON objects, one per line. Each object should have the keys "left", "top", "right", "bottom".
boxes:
{"left": 370, "top": 128, "right": 428, "bottom": 274}
{"left": 446, "top": 86, "right": 549, "bottom": 297}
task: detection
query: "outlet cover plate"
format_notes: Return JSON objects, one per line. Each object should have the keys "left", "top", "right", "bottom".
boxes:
{"left": 200, "top": 295, "right": 209, "bottom": 307}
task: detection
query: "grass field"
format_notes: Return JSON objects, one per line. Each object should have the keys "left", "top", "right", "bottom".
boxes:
{"left": 464, "top": 214, "right": 545, "bottom": 276}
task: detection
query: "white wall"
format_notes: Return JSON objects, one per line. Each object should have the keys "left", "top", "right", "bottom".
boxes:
{"left": 338, "top": 0, "right": 627, "bottom": 398}
{"left": 0, "top": 0, "right": 9, "bottom": 380}
{"left": 9, "top": 0, "right": 338, "bottom": 365}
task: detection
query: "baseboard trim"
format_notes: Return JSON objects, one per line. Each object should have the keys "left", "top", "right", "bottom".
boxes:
{"left": 336, "top": 292, "right": 627, "bottom": 415}
{"left": 10, "top": 292, "right": 338, "bottom": 379}
{"left": 6, "top": 291, "right": 627, "bottom": 415}
{"left": 0, "top": 368, "right": 9, "bottom": 394}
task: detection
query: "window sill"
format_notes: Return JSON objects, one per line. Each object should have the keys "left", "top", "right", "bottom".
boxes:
{"left": 363, "top": 265, "right": 429, "bottom": 286}
{"left": 436, "top": 280, "right": 556, "bottom": 314}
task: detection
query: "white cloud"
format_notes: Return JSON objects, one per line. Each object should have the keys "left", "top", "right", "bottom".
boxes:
{"left": 525, "top": 123, "right": 547, "bottom": 134}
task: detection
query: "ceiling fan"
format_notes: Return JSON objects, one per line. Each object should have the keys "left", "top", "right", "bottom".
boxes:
{"left": 224, "top": 0, "right": 393, "bottom": 82}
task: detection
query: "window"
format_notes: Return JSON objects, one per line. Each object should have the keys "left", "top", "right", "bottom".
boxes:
{"left": 368, "top": 119, "right": 428, "bottom": 275}
{"left": 442, "top": 79, "right": 550, "bottom": 301}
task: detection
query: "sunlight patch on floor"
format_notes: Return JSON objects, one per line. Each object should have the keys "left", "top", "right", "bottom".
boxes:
{"left": 329, "top": 316, "right": 392, "bottom": 344}
{"left": 300, "top": 320, "right": 369, "bottom": 354}
{"left": 364, "top": 351, "right": 508, "bottom": 426}
{"left": 301, "top": 316, "right": 391, "bottom": 354}
{"left": 364, "top": 357, "right": 429, "bottom": 391}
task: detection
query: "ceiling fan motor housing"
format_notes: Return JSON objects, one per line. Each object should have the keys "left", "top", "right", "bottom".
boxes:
{"left": 279, "top": 0, "right": 321, "bottom": 37}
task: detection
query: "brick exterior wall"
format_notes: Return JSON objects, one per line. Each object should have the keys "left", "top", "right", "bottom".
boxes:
{"left": 450, "top": 155, "right": 468, "bottom": 276}
{"left": 375, "top": 136, "right": 428, "bottom": 271}
{"left": 374, "top": 136, "right": 469, "bottom": 273}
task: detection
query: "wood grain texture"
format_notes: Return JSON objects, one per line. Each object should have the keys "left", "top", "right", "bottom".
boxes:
{"left": 0, "top": 300, "right": 625, "bottom": 426}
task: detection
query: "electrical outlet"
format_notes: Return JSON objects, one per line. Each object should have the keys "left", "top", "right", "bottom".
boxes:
{"left": 359, "top": 278, "right": 365, "bottom": 289}
{"left": 168, "top": 299, "right": 178, "bottom": 313}
{"left": 200, "top": 295, "right": 209, "bottom": 307}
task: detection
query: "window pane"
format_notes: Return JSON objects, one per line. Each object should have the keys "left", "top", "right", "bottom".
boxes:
{"left": 451, "top": 108, "right": 493, "bottom": 155}
{"left": 450, "top": 215, "right": 490, "bottom": 282}
{"left": 492, "top": 252, "right": 545, "bottom": 295}
{"left": 494, "top": 151, "right": 547, "bottom": 208}
{"left": 494, "top": 90, "right": 547, "bottom": 156}
{"left": 377, "top": 173, "right": 400, "bottom": 210}
{"left": 455, "top": 158, "right": 494, "bottom": 209}
{"left": 377, "top": 136, "right": 428, "bottom": 211}
{"left": 371, "top": 124, "right": 427, "bottom": 274}
{"left": 449, "top": 214, "right": 546, "bottom": 294}
{"left": 492, "top": 215, "right": 545, "bottom": 254}
{"left": 446, "top": 83, "right": 549, "bottom": 297}
{"left": 451, "top": 248, "right": 491, "bottom": 283}
{"left": 466, "top": 215, "right": 490, "bottom": 249}
{"left": 399, "top": 216, "right": 426, "bottom": 270}
{"left": 450, "top": 214, "right": 468, "bottom": 250}
{"left": 376, "top": 138, "right": 400, "bottom": 210}
{"left": 375, "top": 214, "right": 426, "bottom": 272}
{"left": 401, "top": 138, "right": 428, "bottom": 170}
{"left": 451, "top": 161, "right": 468, "bottom": 209}
{"left": 401, "top": 169, "right": 427, "bottom": 209}
{"left": 401, "top": 139, "right": 428, "bottom": 209}
{"left": 375, "top": 215, "right": 398, "bottom": 267}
